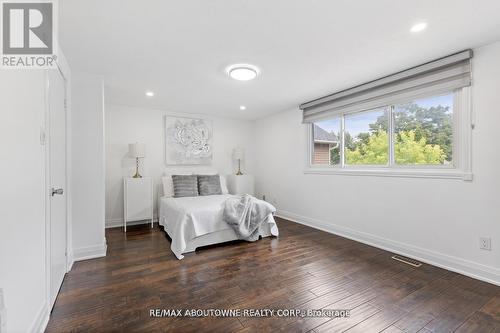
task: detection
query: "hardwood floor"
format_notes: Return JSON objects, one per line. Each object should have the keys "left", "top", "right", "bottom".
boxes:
{"left": 46, "top": 218, "right": 500, "bottom": 332}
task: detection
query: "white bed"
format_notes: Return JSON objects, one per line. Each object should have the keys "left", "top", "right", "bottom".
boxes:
{"left": 159, "top": 194, "right": 279, "bottom": 259}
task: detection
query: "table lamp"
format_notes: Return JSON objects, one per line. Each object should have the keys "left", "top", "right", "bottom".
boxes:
{"left": 129, "top": 143, "right": 145, "bottom": 178}
{"left": 233, "top": 147, "right": 244, "bottom": 175}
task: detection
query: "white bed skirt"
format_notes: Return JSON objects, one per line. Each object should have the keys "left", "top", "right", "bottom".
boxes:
{"left": 182, "top": 217, "right": 276, "bottom": 253}
{"left": 160, "top": 214, "right": 278, "bottom": 259}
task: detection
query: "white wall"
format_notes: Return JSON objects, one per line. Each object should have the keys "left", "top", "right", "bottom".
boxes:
{"left": 105, "top": 104, "right": 256, "bottom": 226}
{"left": 0, "top": 71, "right": 48, "bottom": 333}
{"left": 254, "top": 41, "right": 500, "bottom": 285}
{"left": 71, "top": 73, "right": 106, "bottom": 261}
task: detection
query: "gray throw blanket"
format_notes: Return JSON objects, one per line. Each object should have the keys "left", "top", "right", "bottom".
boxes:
{"left": 223, "top": 194, "right": 274, "bottom": 241}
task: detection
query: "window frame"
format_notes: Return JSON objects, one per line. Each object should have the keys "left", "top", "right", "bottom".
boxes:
{"left": 305, "top": 87, "right": 472, "bottom": 180}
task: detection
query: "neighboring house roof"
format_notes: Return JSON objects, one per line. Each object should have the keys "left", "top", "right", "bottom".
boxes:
{"left": 313, "top": 124, "right": 338, "bottom": 143}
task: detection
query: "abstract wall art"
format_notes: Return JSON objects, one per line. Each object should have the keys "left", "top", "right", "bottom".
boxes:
{"left": 165, "top": 116, "right": 213, "bottom": 165}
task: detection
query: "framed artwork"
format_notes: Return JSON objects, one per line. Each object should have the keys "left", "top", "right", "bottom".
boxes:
{"left": 165, "top": 116, "right": 213, "bottom": 165}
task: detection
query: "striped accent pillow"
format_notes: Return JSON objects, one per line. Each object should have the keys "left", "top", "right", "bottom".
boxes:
{"left": 197, "top": 175, "right": 222, "bottom": 196}
{"left": 172, "top": 175, "right": 199, "bottom": 197}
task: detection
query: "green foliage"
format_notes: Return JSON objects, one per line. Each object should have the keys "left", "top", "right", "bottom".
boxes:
{"left": 330, "top": 145, "right": 341, "bottom": 165}
{"left": 344, "top": 130, "right": 445, "bottom": 165}
{"left": 345, "top": 130, "right": 389, "bottom": 165}
{"left": 321, "top": 99, "right": 451, "bottom": 165}
{"left": 394, "top": 130, "right": 446, "bottom": 164}
{"left": 327, "top": 131, "right": 343, "bottom": 165}
{"left": 370, "top": 102, "right": 452, "bottom": 162}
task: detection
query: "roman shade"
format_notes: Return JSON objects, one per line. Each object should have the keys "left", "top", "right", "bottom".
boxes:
{"left": 300, "top": 50, "right": 473, "bottom": 123}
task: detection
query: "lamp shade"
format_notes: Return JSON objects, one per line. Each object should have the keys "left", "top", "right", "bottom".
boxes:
{"left": 129, "top": 143, "right": 146, "bottom": 158}
{"left": 233, "top": 147, "right": 244, "bottom": 160}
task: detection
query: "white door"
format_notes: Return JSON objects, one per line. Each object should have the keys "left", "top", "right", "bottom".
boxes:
{"left": 48, "top": 69, "right": 67, "bottom": 308}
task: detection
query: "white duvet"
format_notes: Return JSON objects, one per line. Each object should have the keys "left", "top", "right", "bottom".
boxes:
{"left": 159, "top": 194, "right": 278, "bottom": 259}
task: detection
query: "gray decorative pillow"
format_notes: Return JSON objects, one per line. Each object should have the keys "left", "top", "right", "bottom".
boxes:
{"left": 197, "top": 175, "right": 222, "bottom": 196}
{"left": 172, "top": 175, "right": 199, "bottom": 197}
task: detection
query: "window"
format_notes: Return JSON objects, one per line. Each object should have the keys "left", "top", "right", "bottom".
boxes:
{"left": 312, "top": 118, "right": 340, "bottom": 165}
{"left": 393, "top": 94, "right": 453, "bottom": 165}
{"left": 303, "top": 51, "right": 471, "bottom": 179}
{"left": 308, "top": 91, "right": 469, "bottom": 178}
{"left": 344, "top": 108, "right": 388, "bottom": 165}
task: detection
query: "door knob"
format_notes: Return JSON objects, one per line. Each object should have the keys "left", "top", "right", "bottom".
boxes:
{"left": 51, "top": 188, "right": 64, "bottom": 196}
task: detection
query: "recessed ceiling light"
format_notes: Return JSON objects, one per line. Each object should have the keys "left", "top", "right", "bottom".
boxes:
{"left": 145, "top": 91, "right": 154, "bottom": 97}
{"left": 410, "top": 22, "right": 427, "bottom": 33}
{"left": 226, "top": 64, "right": 260, "bottom": 81}
{"left": 239, "top": 105, "right": 246, "bottom": 110}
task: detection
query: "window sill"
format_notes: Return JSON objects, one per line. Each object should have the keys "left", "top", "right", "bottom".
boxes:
{"left": 304, "top": 167, "right": 472, "bottom": 181}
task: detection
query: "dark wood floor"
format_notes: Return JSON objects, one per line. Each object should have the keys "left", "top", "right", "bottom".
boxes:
{"left": 46, "top": 218, "right": 500, "bottom": 333}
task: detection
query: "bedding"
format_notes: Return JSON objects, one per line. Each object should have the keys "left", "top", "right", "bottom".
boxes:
{"left": 172, "top": 175, "right": 199, "bottom": 197}
{"left": 162, "top": 174, "right": 229, "bottom": 197}
{"left": 196, "top": 173, "right": 229, "bottom": 194}
{"left": 223, "top": 194, "right": 275, "bottom": 241}
{"left": 159, "top": 194, "right": 278, "bottom": 259}
{"left": 162, "top": 176, "right": 175, "bottom": 197}
{"left": 219, "top": 176, "right": 229, "bottom": 194}
{"left": 198, "top": 175, "right": 222, "bottom": 196}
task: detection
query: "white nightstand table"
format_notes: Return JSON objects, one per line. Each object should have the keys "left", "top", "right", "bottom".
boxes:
{"left": 226, "top": 174, "right": 255, "bottom": 196}
{"left": 123, "top": 177, "right": 153, "bottom": 232}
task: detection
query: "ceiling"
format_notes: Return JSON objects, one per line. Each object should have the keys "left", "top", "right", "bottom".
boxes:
{"left": 60, "top": 0, "right": 500, "bottom": 120}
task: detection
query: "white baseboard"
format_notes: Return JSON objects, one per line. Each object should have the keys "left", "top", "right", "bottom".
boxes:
{"left": 67, "top": 251, "right": 74, "bottom": 272}
{"left": 73, "top": 242, "right": 107, "bottom": 262}
{"left": 29, "top": 301, "right": 49, "bottom": 333}
{"left": 105, "top": 217, "right": 158, "bottom": 229}
{"left": 276, "top": 210, "right": 500, "bottom": 286}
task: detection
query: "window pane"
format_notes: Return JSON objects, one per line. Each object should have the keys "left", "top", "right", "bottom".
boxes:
{"left": 394, "top": 93, "right": 453, "bottom": 165}
{"left": 312, "top": 118, "right": 340, "bottom": 165}
{"left": 344, "top": 108, "right": 389, "bottom": 165}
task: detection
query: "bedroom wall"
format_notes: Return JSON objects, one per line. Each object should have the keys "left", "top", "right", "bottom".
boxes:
{"left": 105, "top": 104, "right": 256, "bottom": 227}
{"left": 254, "top": 40, "right": 500, "bottom": 285}
{"left": 71, "top": 73, "right": 107, "bottom": 261}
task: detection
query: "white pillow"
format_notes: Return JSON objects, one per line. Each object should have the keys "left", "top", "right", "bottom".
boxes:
{"left": 220, "top": 175, "right": 229, "bottom": 194}
{"left": 161, "top": 176, "right": 175, "bottom": 197}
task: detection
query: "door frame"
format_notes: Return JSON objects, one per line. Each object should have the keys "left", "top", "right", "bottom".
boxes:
{"left": 44, "top": 61, "right": 72, "bottom": 311}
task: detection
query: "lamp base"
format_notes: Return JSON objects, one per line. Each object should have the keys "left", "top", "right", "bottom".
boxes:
{"left": 133, "top": 158, "right": 142, "bottom": 178}
{"left": 235, "top": 159, "right": 243, "bottom": 175}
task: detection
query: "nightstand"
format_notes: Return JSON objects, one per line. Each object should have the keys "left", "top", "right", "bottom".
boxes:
{"left": 123, "top": 177, "right": 153, "bottom": 232}
{"left": 226, "top": 174, "right": 254, "bottom": 196}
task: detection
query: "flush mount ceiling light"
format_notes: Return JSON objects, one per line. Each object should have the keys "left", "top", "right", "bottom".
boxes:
{"left": 145, "top": 91, "right": 154, "bottom": 97}
{"left": 410, "top": 22, "right": 427, "bottom": 33}
{"left": 239, "top": 105, "right": 246, "bottom": 110}
{"left": 226, "top": 64, "right": 260, "bottom": 81}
